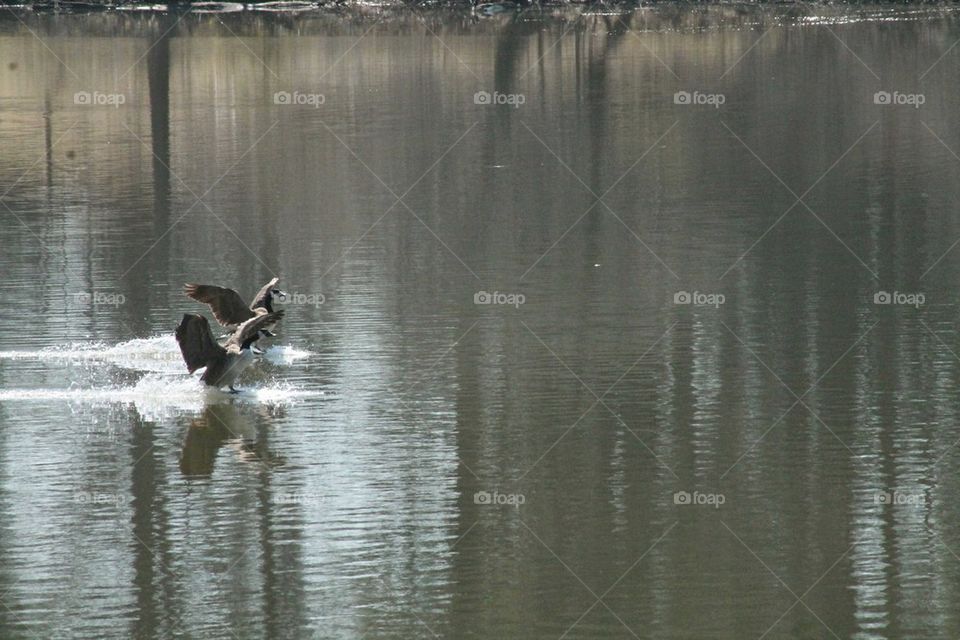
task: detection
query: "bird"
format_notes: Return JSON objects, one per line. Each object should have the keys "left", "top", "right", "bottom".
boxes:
{"left": 175, "top": 310, "right": 284, "bottom": 392}
{"left": 183, "top": 277, "right": 286, "bottom": 335}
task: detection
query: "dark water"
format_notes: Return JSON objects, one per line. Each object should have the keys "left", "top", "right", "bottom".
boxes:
{"left": 2, "top": 4, "right": 960, "bottom": 638}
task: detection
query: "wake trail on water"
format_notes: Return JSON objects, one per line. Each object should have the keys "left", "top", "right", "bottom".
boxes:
{"left": 0, "top": 374, "right": 320, "bottom": 420}
{"left": 0, "top": 335, "right": 313, "bottom": 372}
{"left": 0, "top": 336, "right": 316, "bottom": 416}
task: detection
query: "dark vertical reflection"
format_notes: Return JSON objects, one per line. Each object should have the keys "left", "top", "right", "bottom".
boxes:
{"left": 0, "top": 405, "right": 21, "bottom": 638}
{"left": 583, "top": 21, "right": 610, "bottom": 282}
{"left": 492, "top": 18, "right": 528, "bottom": 91}
{"left": 148, "top": 22, "right": 172, "bottom": 217}
{"left": 450, "top": 320, "right": 489, "bottom": 633}
{"left": 254, "top": 422, "right": 308, "bottom": 640}
{"left": 125, "top": 18, "right": 174, "bottom": 335}
{"left": 129, "top": 22, "right": 175, "bottom": 640}
{"left": 43, "top": 90, "right": 53, "bottom": 188}
{"left": 129, "top": 417, "right": 166, "bottom": 640}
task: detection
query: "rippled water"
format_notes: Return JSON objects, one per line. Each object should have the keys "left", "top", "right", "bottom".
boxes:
{"left": 2, "top": 4, "right": 960, "bottom": 638}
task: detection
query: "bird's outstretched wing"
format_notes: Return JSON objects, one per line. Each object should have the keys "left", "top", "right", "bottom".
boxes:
{"left": 249, "top": 277, "right": 280, "bottom": 310}
{"left": 175, "top": 313, "right": 226, "bottom": 373}
{"left": 226, "top": 310, "right": 285, "bottom": 348}
{"left": 183, "top": 283, "right": 256, "bottom": 327}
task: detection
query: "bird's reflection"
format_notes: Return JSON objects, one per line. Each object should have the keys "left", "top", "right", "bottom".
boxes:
{"left": 180, "top": 402, "right": 286, "bottom": 477}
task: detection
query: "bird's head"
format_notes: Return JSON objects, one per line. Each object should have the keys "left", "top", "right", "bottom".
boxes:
{"left": 261, "top": 287, "right": 286, "bottom": 312}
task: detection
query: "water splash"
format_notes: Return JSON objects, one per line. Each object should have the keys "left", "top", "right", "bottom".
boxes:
{"left": 262, "top": 345, "right": 313, "bottom": 366}
{"left": 0, "top": 335, "right": 312, "bottom": 372}
{"left": 0, "top": 336, "right": 317, "bottom": 420}
{"left": 250, "top": 2, "right": 319, "bottom": 12}
{"left": 187, "top": 2, "right": 245, "bottom": 13}
{"left": 0, "top": 374, "right": 320, "bottom": 420}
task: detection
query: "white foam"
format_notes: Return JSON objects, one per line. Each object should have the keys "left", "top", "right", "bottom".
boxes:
{"left": 0, "top": 336, "right": 311, "bottom": 372}
{"left": 0, "top": 336, "right": 180, "bottom": 372}
{"left": 0, "top": 336, "right": 315, "bottom": 419}
{"left": 189, "top": 2, "right": 245, "bottom": 13}
{"left": 0, "top": 374, "right": 320, "bottom": 420}
{"left": 250, "top": 1, "right": 318, "bottom": 12}
{"left": 114, "top": 4, "right": 169, "bottom": 10}
{"left": 263, "top": 345, "right": 313, "bottom": 365}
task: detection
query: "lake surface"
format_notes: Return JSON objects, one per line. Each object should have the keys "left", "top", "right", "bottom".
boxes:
{"left": 2, "top": 4, "right": 960, "bottom": 638}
